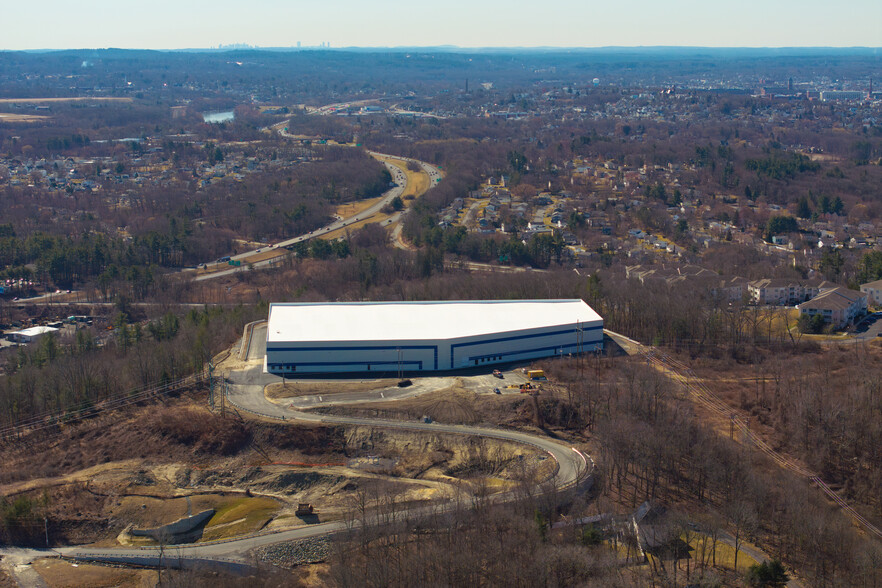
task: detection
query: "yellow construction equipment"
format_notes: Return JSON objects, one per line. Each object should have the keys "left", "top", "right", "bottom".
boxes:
{"left": 527, "top": 369, "right": 546, "bottom": 381}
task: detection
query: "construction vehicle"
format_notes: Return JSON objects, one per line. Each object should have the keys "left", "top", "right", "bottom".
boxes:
{"left": 527, "top": 369, "right": 547, "bottom": 381}
{"left": 296, "top": 503, "right": 314, "bottom": 516}
{"left": 519, "top": 382, "right": 540, "bottom": 394}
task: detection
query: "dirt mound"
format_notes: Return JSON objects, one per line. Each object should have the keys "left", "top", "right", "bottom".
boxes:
{"left": 0, "top": 394, "right": 349, "bottom": 487}
{"left": 318, "top": 381, "right": 481, "bottom": 424}
{"left": 254, "top": 423, "right": 346, "bottom": 456}
{"left": 261, "top": 471, "right": 345, "bottom": 494}
{"left": 266, "top": 379, "right": 396, "bottom": 399}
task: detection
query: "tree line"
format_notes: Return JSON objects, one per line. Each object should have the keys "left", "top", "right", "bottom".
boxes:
{"left": 0, "top": 304, "right": 265, "bottom": 431}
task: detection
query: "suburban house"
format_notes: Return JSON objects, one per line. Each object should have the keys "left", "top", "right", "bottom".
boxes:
{"left": 797, "top": 287, "right": 868, "bottom": 329}
{"left": 860, "top": 279, "right": 882, "bottom": 306}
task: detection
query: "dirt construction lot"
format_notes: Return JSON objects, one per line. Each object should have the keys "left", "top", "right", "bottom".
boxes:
{"left": 0, "top": 113, "right": 51, "bottom": 122}
{"left": 0, "top": 97, "right": 133, "bottom": 104}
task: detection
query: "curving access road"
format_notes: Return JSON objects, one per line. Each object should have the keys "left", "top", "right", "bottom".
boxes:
{"left": 43, "top": 330, "right": 590, "bottom": 571}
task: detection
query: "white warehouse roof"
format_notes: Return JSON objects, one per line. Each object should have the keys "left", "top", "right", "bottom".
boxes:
{"left": 267, "top": 300, "right": 601, "bottom": 343}
{"left": 10, "top": 326, "right": 59, "bottom": 338}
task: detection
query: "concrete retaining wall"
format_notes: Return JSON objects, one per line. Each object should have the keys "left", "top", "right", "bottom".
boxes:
{"left": 130, "top": 509, "right": 215, "bottom": 544}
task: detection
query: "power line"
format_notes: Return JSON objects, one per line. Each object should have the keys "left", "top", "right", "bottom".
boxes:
{"left": 638, "top": 344, "right": 882, "bottom": 540}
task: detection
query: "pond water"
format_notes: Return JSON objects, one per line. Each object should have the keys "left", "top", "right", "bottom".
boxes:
{"left": 202, "top": 110, "right": 235, "bottom": 123}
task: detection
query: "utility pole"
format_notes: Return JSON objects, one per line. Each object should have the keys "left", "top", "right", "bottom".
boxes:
{"left": 207, "top": 360, "right": 215, "bottom": 410}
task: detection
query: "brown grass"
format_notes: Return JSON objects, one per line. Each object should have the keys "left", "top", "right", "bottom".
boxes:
{"left": 32, "top": 558, "right": 153, "bottom": 588}
{"left": 374, "top": 155, "right": 432, "bottom": 200}
{"left": 315, "top": 381, "right": 495, "bottom": 425}
{"left": 319, "top": 212, "right": 386, "bottom": 240}
{"left": 266, "top": 379, "right": 396, "bottom": 399}
{"left": 146, "top": 407, "right": 250, "bottom": 456}
{"left": 0, "top": 113, "right": 51, "bottom": 122}
{"left": 335, "top": 196, "right": 385, "bottom": 219}
{"left": 0, "top": 392, "right": 347, "bottom": 485}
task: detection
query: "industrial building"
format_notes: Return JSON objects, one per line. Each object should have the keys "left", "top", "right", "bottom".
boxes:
{"left": 5, "top": 325, "right": 59, "bottom": 344}
{"left": 265, "top": 299, "right": 603, "bottom": 375}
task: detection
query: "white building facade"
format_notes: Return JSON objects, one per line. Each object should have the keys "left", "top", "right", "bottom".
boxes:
{"left": 265, "top": 300, "right": 603, "bottom": 375}
{"left": 860, "top": 279, "right": 882, "bottom": 306}
{"left": 797, "top": 287, "right": 868, "bottom": 329}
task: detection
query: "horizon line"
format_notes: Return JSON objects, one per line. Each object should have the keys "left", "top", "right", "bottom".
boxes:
{"left": 3, "top": 44, "right": 881, "bottom": 53}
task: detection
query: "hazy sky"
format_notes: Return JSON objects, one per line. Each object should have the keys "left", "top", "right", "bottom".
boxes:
{"left": 5, "top": 0, "right": 881, "bottom": 50}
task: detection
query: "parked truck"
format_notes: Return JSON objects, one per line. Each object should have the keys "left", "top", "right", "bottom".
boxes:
{"left": 527, "top": 369, "right": 547, "bottom": 381}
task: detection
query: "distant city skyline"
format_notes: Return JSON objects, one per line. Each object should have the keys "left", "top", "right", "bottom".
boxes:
{"left": 4, "top": 0, "right": 881, "bottom": 51}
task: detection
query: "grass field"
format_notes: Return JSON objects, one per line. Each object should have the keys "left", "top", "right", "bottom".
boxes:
{"left": 373, "top": 154, "right": 431, "bottom": 201}
{"left": 319, "top": 211, "right": 385, "bottom": 240}
{"left": 335, "top": 195, "right": 385, "bottom": 219}
{"left": 681, "top": 534, "right": 760, "bottom": 573}
{"left": 604, "top": 532, "right": 760, "bottom": 575}
{"left": 201, "top": 496, "right": 281, "bottom": 541}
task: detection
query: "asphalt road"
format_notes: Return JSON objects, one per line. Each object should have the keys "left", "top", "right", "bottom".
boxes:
{"left": 40, "top": 335, "right": 588, "bottom": 569}
{"left": 189, "top": 146, "right": 441, "bottom": 283}
{"left": 7, "top": 138, "right": 437, "bottom": 294}
{"left": 193, "top": 158, "right": 407, "bottom": 282}
{"left": 246, "top": 323, "right": 268, "bottom": 361}
{"left": 848, "top": 311, "right": 882, "bottom": 342}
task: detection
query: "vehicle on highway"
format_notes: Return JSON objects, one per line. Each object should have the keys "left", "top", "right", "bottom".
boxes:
{"left": 256, "top": 249, "right": 262, "bottom": 253}
{"left": 217, "top": 256, "right": 231, "bottom": 263}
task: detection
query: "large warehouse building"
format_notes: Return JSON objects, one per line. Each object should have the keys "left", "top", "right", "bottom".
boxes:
{"left": 265, "top": 299, "right": 603, "bottom": 375}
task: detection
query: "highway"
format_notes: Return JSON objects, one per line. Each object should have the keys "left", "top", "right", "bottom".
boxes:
{"left": 192, "top": 157, "right": 408, "bottom": 282}
{"left": 6, "top": 127, "right": 441, "bottom": 294}
{"left": 190, "top": 141, "right": 441, "bottom": 283}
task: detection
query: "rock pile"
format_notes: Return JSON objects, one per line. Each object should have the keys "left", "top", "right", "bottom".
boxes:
{"left": 256, "top": 536, "right": 332, "bottom": 567}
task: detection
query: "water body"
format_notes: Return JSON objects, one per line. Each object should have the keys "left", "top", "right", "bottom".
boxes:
{"left": 202, "top": 110, "right": 235, "bottom": 123}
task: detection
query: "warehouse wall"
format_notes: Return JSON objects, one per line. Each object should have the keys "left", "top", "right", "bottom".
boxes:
{"left": 448, "top": 323, "right": 603, "bottom": 370}
{"left": 266, "top": 342, "right": 438, "bottom": 374}
{"left": 265, "top": 321, "right": 602, "bottom": 375}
